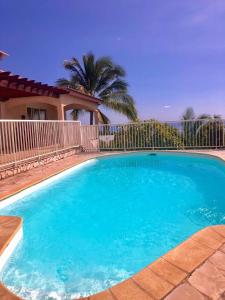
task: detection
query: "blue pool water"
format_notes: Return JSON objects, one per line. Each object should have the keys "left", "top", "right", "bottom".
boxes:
{"left": 1, "top": 152, "right": 225, "bottom": 299}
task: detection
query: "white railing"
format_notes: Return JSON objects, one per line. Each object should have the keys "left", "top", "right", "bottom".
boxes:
{"left": 0, "top": 119, "right": 225, "bottom": 169}
{"left": 98, "top": 119, "right": 225, "bottom": 151}
{"left": 0, "top": 120, "right": 81, "bottom": 169}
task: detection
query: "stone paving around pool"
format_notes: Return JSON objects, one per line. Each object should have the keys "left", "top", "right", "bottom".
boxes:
{"left": 79, "top": 225, "right": 225, "bottom": 300}
{"left": 0, "top": 149, "right": 225, "bottom": 300}
{"left": 0, "top": 152, "right": 105, "bottom": 202}
{"left": 0, "top": 149, "right": 225, "bottom": 202}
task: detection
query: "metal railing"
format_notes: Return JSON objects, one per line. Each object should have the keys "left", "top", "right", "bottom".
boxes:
{"left": 98, "top": 119, "right": 225, "bottom": 151}
{"left": 0, "top": 119, "right": 224, "bottom": 169}
{"left": 0, "top": 120, "right": 81, "bottom": 169}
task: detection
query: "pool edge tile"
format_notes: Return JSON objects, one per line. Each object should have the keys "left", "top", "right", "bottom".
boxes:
{"left": 0, "top": 216, "right": 22, "bottom": 256}
{"left": 147, "top": 258, "right": 188, "bottom": 286}
{"left": 0, "top": 216, "right": 23, "bottom": 300}
{"left": 0, "top": 282, "right": 22, "bottom": 300}
{"left": 110, "top": 279, "right": 154, "bottom": 300}
{"left": 163, "top": 235, "right": 214, "bottom": 273}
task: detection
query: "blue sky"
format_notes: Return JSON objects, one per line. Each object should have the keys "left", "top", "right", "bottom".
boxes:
{"left": 1, "top": 0, "right": 225, "bottom": 122}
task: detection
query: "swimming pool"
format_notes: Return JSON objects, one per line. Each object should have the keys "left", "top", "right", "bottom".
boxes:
{"left": 1, "top": 152, "right": 225, "bottom": 299}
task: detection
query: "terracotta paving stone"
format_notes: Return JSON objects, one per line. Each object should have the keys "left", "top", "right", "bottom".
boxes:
{"left": 0, "top": 217, "right": 22, "bottom": 300}
{"left": 0, "top": 283, "right": 21, "bottom": 300}
{"left": 89, "top": 290, "right": 115, "bottom": 300}
{"left": 212, "top": 226, "right": 225, "bottom": 238}
{"left": 0, "top": 216, "right": 22, "bottom": 255}
{"left": 148, "top": 258, "right": 187, "bottom": 286}
{"left": 165, "top": 283, "right": 206, "bottom": 300}
{"left": 133, "top": 267, "right": 174, "bottom": 299}
{"left": 163, "top": 238, "right": 214, "bottom": 273}
{"left": 209, "top": 251, "right": 225, "bottom": 271}
{"left": 220, "top": 244, "right": 225, "bottom": 254}
{"left": 110, "top": 279, "right": 153, "bottom": 300}
{"left": 188, "top": 260, "right": 225, "bottom": 299}
{"left": 0, "top": 152, "right": 105, "bottom": 201}
{"left": 191, "top": 227, "right": 225, "bottom": 250}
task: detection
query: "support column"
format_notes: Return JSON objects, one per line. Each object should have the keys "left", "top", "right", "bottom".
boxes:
{"left": 57, "top": 103, "right": 65, "bottom": 120}
{"left": 0, "top": 101, "right": 6, "bottom": 119}
{"left": 56, "top": 103, "right": 65, "bottom": 149}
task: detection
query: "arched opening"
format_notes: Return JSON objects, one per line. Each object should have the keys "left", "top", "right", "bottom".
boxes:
{"left": 64, "top": 103, "right": 99, "bottom": 124}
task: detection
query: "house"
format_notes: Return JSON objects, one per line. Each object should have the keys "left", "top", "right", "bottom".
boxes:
{"left": 0, "top": 70, "right": 101, "bottom": 124}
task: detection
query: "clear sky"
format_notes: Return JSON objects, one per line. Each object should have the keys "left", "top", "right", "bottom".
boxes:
{"left": 1, "top": 0, "right": 225, "bottom": 122}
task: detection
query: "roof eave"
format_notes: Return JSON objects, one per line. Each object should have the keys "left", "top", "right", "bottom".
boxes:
{"left": 65, "top": 87, "right": 102, "bottom": 104}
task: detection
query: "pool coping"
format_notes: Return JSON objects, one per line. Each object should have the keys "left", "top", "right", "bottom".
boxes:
{"left": 1, "top": 150, "right": 225, "bottom": 203}
{"left": 0, "top": 150, "right": 225, "bottom": 299}
{"left": 79, "top": 225, "right": 225, "bottom": 300}
{"left": 0, "top": 216, "right": 22, "bottom": 300}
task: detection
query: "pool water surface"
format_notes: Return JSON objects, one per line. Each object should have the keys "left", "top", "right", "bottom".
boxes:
{"left": 1, "top": 152, "right": 225, "bottom": 299}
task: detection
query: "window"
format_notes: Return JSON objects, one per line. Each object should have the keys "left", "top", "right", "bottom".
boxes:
{"left": 27, "top": 107, "right": 47, "bottom": 120}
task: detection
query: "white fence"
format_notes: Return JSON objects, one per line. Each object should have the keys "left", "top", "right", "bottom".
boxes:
{"left": 98, "top": 119, "right": 225, "bottom": 150}
{"left": 0, "top": 120, "right": 81, "bottom": 169}
{"left": 0, "top": 119, "right": 225, "bottom": 169}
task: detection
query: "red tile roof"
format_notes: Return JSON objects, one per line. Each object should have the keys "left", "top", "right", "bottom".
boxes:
{"left": 0, "top": 71, "right": 68, "bottom": 100}
{"left": 0, "top": 71, "right": 101, "bottom": 104}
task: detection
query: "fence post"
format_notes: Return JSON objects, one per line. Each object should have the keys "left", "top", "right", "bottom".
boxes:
{"left": 10, "top": 121, "right": 17, "bottom": 166}
{"left": 80, "top": 123, "right": 83, "bottom": 150}
{"left": 35, "top": 122, "right": 41, "bottom": 162}
{"left": 223, "top": 121, "right": 224, "bottom": 147}
{"left": 123, "top": 124, "right": 126, "bottom": 151}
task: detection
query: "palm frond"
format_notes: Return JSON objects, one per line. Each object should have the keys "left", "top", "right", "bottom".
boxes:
{"left": 95, "top": 56, "right": 113, "bottom": 74}
{"left": 71, "top": 109, "right": 85, "bottom": 120}
{"left": 112, "top": 64, "right": 126, "bottom": 77}
{"left": 56, "top": 78, "right": 71, "bottom": 87}
{"left": 182, "top": 107, "right": 195, "bottom": 120}
{"left": 103, "top": 92, "right": 135, "bottom": 105}
{"left": 82, "top": 53, "right": 96, "bottom": 92}
{"left": 97, "top": 110, "right": 110, "bottom": 124}
{"left": 57, "top": 52, "right": 138, "bottom": 122}
{"left": 63, "top": 59, "right": 88, "bottom": 90}
{"left": 103, "top": 96, "right": 138, "bottom": 121}
{"left": 70, "top": 57, "right": 87, "bottom": 80}
{"left": 198, "top": 114, "right": 212, "bottom": 120}
{"left": 99, "top": 81, "right": 128, "bottom": 98}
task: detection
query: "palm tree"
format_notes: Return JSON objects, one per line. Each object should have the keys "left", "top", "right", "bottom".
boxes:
{"left": 195, "top": 114, "right": 224, "bottom": 147}
{"left": 181, "top": 108, "right": 225, "bottom": 147}
{"left": 182, "top": 107, "right": 196, "bottom": 146}
{"left": 56, "top": 52, "right": 138, "bottom": 123}
{"left": 182, "top": 107, "right": 195, "bottom": 121}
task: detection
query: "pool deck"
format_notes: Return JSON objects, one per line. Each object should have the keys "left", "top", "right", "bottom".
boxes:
{"left": 0, "top": 149, "right": 225, "bottom": 300}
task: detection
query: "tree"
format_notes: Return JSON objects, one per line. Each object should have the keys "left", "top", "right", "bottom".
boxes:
{"left": 181, "top": 108, "right": 225, "bottom": 148}
{"left": 182, "top": 107, "right": 196, "bottom": 146}
{"left": 195, "top": 115, "right": 224, "bottom": 147}
{"left": 182, "top": 107, "right": 195, "bottom": 121}
{"left": 56, "top": 52, "right": 138, "bottom": 123}
{"left": 99, "top": 120, "right": 183, "bottom": 150}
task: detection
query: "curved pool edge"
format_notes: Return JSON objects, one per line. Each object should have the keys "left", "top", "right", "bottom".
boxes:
{"left": 1, "top": 222, "right": 225, "bottom": 300}
{"left": 1, "top": 150, "right": 225, "bottom": 203}
{"left": 77, "top": 225, "right": 225, "bottom": 300}
{"left": 0, "top": 216, "right": 22, "bottom": 300}
{"left": 0, "top": 149, "right": 225, "bottom": 299}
